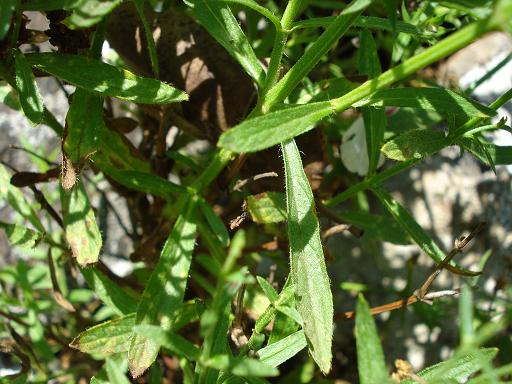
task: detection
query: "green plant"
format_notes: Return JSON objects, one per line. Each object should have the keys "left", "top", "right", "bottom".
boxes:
{"left": 1, "top": 0, "right": 512, "bottom": 382}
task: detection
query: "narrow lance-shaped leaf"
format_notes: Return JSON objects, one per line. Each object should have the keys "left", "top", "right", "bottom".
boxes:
{"left": 402, "top": 348, "right": 498, "bottom": 384}
{"left": 128, "top": 198, "right": 198, "bottom": 378}
{"left": 133, "top": 0, "right": 159, "bottom": 78}
{"left": 457, "top": 136, "right": 512, "bottom": 165}
{"left": 218, "top": 101, "right": 334, "bottom": 153}
{"left": 133, "top": 325, "right": 200, "bottom": 361}
{"left": 61, "top": 181, "right": 102, "bottom": 266}
{"left": 258, "top": 330, "right": 307, "bottom": 368}
{"left": 381, "top": 128, "right": 447, "bottom": 161}
{"left": 183, "top": 0, "right": 265, "bottom": 87}
{"left": 21, "top": 0, "right": 86, "bottom": 11}
{"left": 282, "top": 139, "right": 333, "bottom": 374}
{"left": 26, "top": 53, "right": 188, "bottom": 104}
{"left": 359, "top": 29, "right": 385, "bottom": 176}
{"left": 355, "top": 295, "right": 392, "bottom": 384}
{"left": 0, "top": 0, "right": 15, "bottom": 40}
{"left": 354, "top": 87, "right": 497, "bottom": 118}
{"left": 64, "top": 0, "right": 122, "bottom": 29}
{"left": 0, "top": 221, "right": 44, "bottom": 249}
{"left": 79, "top": 266, "right": 138, "bottom": 316}
{"left": 69, "top": 314, "right": 136, "bottom": 355}
{"left": 371, "top": 185, "right": 478, "bottom": 276}
{"left": 65, "top": 89, "right": 103, "bottom": 163}
{"left": 106, "top": 357, "right": 131, "bottom": 384}
{"left": 14, "top": 50, "right": 44, "bottom": 125}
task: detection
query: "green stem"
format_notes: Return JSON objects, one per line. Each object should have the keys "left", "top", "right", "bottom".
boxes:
{"left": 281, "top": 0, "right": 305, "bottom": 30}
{"left": 325, "top": 85, "right": 512, "bottom": 207}
{"left": 329, "top": 19, "right": 493, "bottom": 113}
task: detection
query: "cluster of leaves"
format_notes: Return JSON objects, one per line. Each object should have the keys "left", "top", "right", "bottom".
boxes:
{"left": 1, "top": 0, "right": 512, "bottom": 383}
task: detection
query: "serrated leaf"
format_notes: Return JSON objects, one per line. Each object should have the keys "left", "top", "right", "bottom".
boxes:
{"left": 0, "top": 221, "right": 43, "bottom": 249}
{"left": 184, "top": 0, "right": 265, "bottom": 87}
{"left": 79, "top": 266, "right": 137, "bottom": 315}
{"left": 0, "top": 0, "right": 15, "bottom": 40}
{"left": 26, "top": 53, "right": 188, "bottom": 104}
{"left": 246, "top": 192, "right": 287, "bottom": 224}
{"left": 128, "top": 198, "right": 197, "bottom": 378}
{"left": 381, "top": 129, "right": 447, "bottom": 161}
{"left": 218, "top": 102, "right": 333, "bottom": 153}
{"left": 14, "top": 50, "right": 44, "bottom": 125}
{"left": 0, "top": 164, "right": 45, "bottom": 233}
{"left": 282, "top": 139, "right": 333, "bottom": 374}
{"left": 355, "top": 295, "right": 391, "bottom": 384}
{"left": 65, "top": 89, "right": 103, "bottom": 163}
{"left": 402, "top": 348, "right": 498, "bottom": 384}
{"left": 64, "top": 0, "right": 122, "bottom": 29}
{"left": 133, "top": 325, "right": 200, "bottom": 361}
{"left": 69, "top": 314, "right": 135, "bottom": 355}
{"left": 258, "top": 330, "right": 307, "bottom": 368}
{"left": 355, "top": 88, "right": 497, "bottom": 118}
{"left": 61, "top": 181, "right": 102, "bottom": 266}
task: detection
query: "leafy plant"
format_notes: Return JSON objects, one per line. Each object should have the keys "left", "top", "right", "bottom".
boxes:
{"left": 1, "top": 0, "right": 512, "bottom": 383}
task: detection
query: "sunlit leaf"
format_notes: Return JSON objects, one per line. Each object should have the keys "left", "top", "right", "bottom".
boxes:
{"left": 381, "top": 129, "right": 447, "bottom": 161}
{"left": 64, "top": 0, "right": 122, "bottom": 29}
{"left": 355, "top": 295, "right": 391, "bottom": 384}
{"left": 128, "top": 198, "right": 197, "bottom": 378}
{"left": 258, "top": 330, "right": 307, "bottom": 368}
{"left": 133, "top": 325, "right": 200, "bottom": 361}
{"left": 246, "top": 192, "right": 287, "bottom": 224}
{"left": 0, "top": 221, "right": 43, "bottom": 249}
{"left": 69, "top": 314, "right": 136, "bottom": 355}
{"left": 26, "top": 53, "right": 188, "bottom": 104}
{"left": 61, "top": 181, "right": 102, "bottom": 266}
{"left": 0, "top": 0, "right": 15, "bottom": 40}
{"left": 282, "top": 139, "right": 333, "bottom": 374}
{"left": 14, "top": 50, "right": 44, "bottom": 125}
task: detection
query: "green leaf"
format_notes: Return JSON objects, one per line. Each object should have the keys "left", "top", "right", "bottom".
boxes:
{"left": 402, "top": 348, "right": 498, "bottom": 384}
{"left": 133, "top": 0, "right": 159, "bottom": 77}
{"left": 64, "top": 89, "right": 103, "bottom": 163}
{"left": 457, "top": 137, "right": 512, "bottom": 165}
{"left": 205, "top": 354, "right": 279, "bottom": 378}
{"left": 258, "top": 330, "right": 307, "bottom": 368}
{"left": 69, "top": 314, "right": 136, "bottom": 355}
{"left": 358, "top": 30, "right": 381, "bottom": 78}
{"left": 99, "top": 167, "right": 187, "bottom": 197}
{"left": 256, "top": 276, "right": 278, "bottom": 303}
{"left": 381, "top": 129, "right": 447, "bottom": 161}
{"left": 196, "top": 274, "right": 245, "bottom": 383}
{"left": 246, "top": 192, "right": 287, "bottom": 224}
{"left": 133, "top": 325, "right": 200, "bottom": 361}
{"left": 355, "top": 88, "right": 497, "bottom": 118}
{"left": 292, "top": 15, "right": 426, "bottom": 36}
{"left": 61, "top": 181, "right": 102, "bottom": 266}
{"left": 64, "top": 0, "right": 122, "bottom": 29}
{"left": 355, "top": 295, "right": 391, "bottom": 384}
{"left": 218, "top": 101, "right": 334, "bottom": 153}
{"left": 79, "top": 266, "right": 138, "bottom": 315}
{"left": 106, "top": 357, "right": 131, "bottom": 384}
{"left": 459, "top": 285, "right": 474, "bottom": 347}
{"left": 282, "top": 139, "right": 333, "bottom": 374}
{"left": 199, "top": 199, "right": 230, "bottom": 247}
{"left": 217, "top": 0, "right": 281, "bottom": 28}
{"left": 371, "top": 185, "right": 476, "bottom": 276}
{"left": 0, "top": 81, "right": 21, "bottom": 110}
{"left": 184, "top": 0, "right": 265, "bottom": 87}
{"left": 0, "top": 164, "right": 45, "bottom": 233}
{"left": 0, "top": 0, "right": 15, "bottom": 40}
{"left": 128, "top": 198, "right": 197, "bottom": 378}
{"left": 0, "top": 221, "right": 43, "bottom": 249}
{"left": 26, "top": 53, "right": 188, "bottom": 104}
{"left": 14, "top": 50, "right": 44, "bottom": 125}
